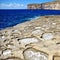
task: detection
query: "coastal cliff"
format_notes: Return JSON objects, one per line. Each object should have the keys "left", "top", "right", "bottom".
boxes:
{"left": 27, "top": 4, "right": 42, "bottom": 9}
{"left": 27, "top": 2, "right": 60, "bottom": 10}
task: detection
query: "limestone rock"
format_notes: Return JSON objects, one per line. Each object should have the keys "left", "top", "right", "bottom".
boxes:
{"left": 0, "top": 16, "right": 60, "bottom": 60}
{"left": 27, "top": 1, "right": 60, "bottom": 10}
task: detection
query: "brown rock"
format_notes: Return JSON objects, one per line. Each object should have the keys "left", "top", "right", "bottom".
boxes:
{"left": 27, "top": 1, "right": 60, "bottom": 10}
{"left": 27, "top": 4, "right": 42, "bottom": 9}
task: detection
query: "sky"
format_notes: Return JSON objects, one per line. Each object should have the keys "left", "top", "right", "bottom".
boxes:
{"left": 0, "top": 0, "right": 54, "bottom": 9}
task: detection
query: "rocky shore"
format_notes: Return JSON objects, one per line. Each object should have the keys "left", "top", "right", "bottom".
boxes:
{"left": 0, "top": 16, "right": 60, "bottom": 60}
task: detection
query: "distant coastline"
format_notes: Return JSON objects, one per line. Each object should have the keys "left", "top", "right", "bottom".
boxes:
{"left": 27, "top": 1, "right": 60, "bottom": 10}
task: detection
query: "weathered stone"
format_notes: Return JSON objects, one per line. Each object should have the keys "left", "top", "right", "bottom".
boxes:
{"left": 42, "top": 33, "right": 54, "bottom": 40}
{"left": 19, "top": 38, "right": 38, "bottom": 45}
{"left": 0, "top": 16, "right": 60, "bottom": 60}
{"left": 24, "top": 48, "right": 48, "bottom": 60}
{"left": 27, "top": 1, "right": 60, "bottom": 10}
{"left": 54, "top": 56, "right": 60, "bottom": 60}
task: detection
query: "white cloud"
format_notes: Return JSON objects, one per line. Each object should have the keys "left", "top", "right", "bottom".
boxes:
{"left": 0, "top": 3, "right": 25, "bottom": 9}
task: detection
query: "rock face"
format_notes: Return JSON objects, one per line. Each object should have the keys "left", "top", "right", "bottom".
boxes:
{"left": 0, "top": 15, "right": 60, "bottom": 60}
{"left": 27, "top": 4, "right": 42, "bottom": 9}
{"left": 42, "top": 2, "right": 60, "bottom": 10}
{"left": 27, "top": 2, "right": 60, "bottom": 10}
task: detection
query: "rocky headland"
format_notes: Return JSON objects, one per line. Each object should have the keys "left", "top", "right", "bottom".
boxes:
{"left": 27, "top": 1, "right": 60, "bottom": 10}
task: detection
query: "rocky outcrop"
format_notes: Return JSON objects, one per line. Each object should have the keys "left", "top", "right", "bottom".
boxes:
{"left": 0, "top": 15, "right": 60, "bottom": 60}
{"left": 27, "top": 2, "right": 60, "bottom": 10}
{"left": 42, "top": 2, "right": 60, "bottom": 10}
{"left": 27, "top": 4, "right": 42, "bottom": 9}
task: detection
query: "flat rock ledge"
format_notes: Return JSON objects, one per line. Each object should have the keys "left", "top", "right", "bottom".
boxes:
{"left": 0, "top": 16, "right": 60, "bottom": 60}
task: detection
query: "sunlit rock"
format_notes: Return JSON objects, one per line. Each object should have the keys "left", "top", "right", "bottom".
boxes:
{"left": 32, "top": 30, "right": 44, "bottom": 37}
{"left": 35, "top": 27, "right": 41, "bottom": 29}
{"left": 24, "top": 48, "right": 48, "bottom": 60}
{"left": 42, "top": 33, "right": 54, "bottom": 40}
{"left": 1, "top": 36, "right": 6, "bottom": 39}
{"left": 19, "top": 38, "right": 38, "bottom": 45}
{"left": 2, "top": 49, "right": 11, "bottom": 55}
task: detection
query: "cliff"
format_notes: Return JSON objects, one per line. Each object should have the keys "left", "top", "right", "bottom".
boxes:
{"left": 27, "top": 1, "right": 60, "bottom": 10}
{"left": 27, "top": 4, "right": 42, "bottom": 9}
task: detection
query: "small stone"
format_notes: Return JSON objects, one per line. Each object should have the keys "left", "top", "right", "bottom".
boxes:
{"left": 52, "top": 23, "right": 56, "bottom": 25}
{"left": 13, "top": 30, "right": 19, "bottom": 32}
{"left": 3, "top": 49, "right": 11, "bottom": 55}
{"left": 42, "top": 33, "right": 54, "bottom": 40}
{"left": 32, "top": 30, "right": 44, "bottom": 37}
{"left": 35, "top": 27, "right": 41, "bottom": 29}
{"left": 19, "top": 38, "right": 38, "bottom": 45}
{"left": 2, "top": 36, "right": 5, "bottom": 39}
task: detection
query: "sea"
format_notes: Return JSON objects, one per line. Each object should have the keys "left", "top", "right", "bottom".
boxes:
{"left": 0, "top": 9, "right": 60, "bottom": 30}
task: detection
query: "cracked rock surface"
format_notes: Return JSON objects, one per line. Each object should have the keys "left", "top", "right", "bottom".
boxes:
{"left": 0, "top": 16, "right": 60, "bottom": 60}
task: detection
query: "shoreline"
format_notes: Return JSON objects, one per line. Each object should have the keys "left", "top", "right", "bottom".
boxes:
{"left": 0, "top": 15, "right": 60, "bottom": 60}
{"left": 0, "top": 16, "right": 41, "bottom": 31}
{"left": 0, "top": 15, "right": 58, "bottom": 31}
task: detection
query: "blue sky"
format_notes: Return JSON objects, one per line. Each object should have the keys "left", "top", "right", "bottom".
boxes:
{"left": 0, "top": 0, "right": 54, "bottom": 9}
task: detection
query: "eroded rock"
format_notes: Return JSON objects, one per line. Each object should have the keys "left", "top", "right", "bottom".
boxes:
{"left": 42, "top": 33, "right": 54, "bottom": 40}
{"left": 19, "top": 38, "right": 39, "bottom": 45}
{"left": 24, "top": 48, "right": 48, "bottom": 60}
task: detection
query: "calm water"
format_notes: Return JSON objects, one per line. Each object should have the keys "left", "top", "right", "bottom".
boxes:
{"left": 0, "top": 9, "right": 60, "bottom": 30}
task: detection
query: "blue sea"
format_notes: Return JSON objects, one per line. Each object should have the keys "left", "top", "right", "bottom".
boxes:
{"left": 0, "top": 9, "right": 60, "bottom": 30}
